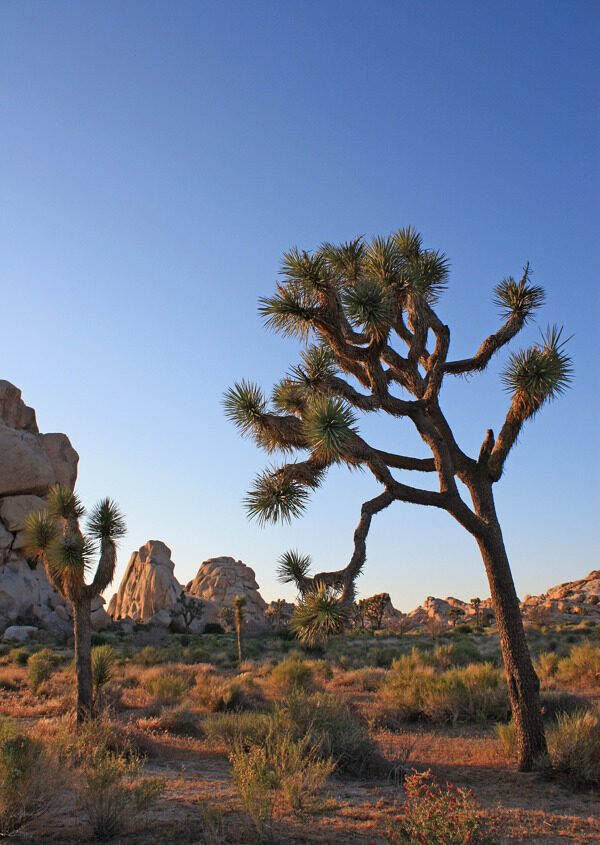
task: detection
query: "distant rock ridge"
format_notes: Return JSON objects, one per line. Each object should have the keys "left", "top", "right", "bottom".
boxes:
{"left": 0, "top": 381, "right": 110, "bottom": 637}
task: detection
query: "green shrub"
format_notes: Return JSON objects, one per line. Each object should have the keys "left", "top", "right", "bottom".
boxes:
{"left": 284, "top": 690, "right": 383, "bottom": 776}
{"left": 0, "top": 718, "right": 55, "bottom": 835}
{"left": 82, "top": 745, "right": 165, "bottom": 840}
{"left": 269, "top": 656, "right": 315, "bottom": 693}
{"left": 27, "top": 649, "right": 55, "bottom": 693}
{"left": 547, "top": 708, "right": 600, "bottom": 788}
{"left": 231, "top": 744, "right": 276, "bottom": 841}
{"left": 196, "top": 674, "right": 266, "bottom": 713}
{"left": 373, "top": 646, "right": 398, "bottom": 668}
{"left": 136, "top": 646, "right": 168, "bottom": 666}
{"left": 334, "top": 666, "right": 387, "bottom": 691}
{"left": 540, "top": 690, "right": 590, "bottom": 719}
{"left": 455, "top": 624, "right": 473, "bottom": 634}
{"left": 386, "top": 769, "right": 496, "bottom": 845}
{"left": 92, "top": 645, "right": 117, "bottom": 702}
{"left": 8, "top": 648, "right": 29, "bottom": 666}
{"left": 143, "top": 669, "right": 192, "bottom": 706}
{"left": 557, "top": 642, "right": 600, "bottom": 687}
{"left": 204, "top": 711, "right": 272, "bottom": 747}
{"left": 535, "top": 651, "right": 559, "bottom": 679}
{"left": 386, "top": 659, "right": 509, "bottom": 724}
{"left": 151, "top": 705, "right": 202, "bottom": 737}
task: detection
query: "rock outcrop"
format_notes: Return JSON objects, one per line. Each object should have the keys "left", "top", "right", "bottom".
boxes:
{"left": 186, "top": 557, "right": 268, "bottom": 630}
{"left": 521, "top": 570, "right": 600, "bottom": 624}
{"left": 0, "top": 381, "right": 80, "bottom": 636}
{"left": 110, "top": 541, "right": 182, "bottom": 622}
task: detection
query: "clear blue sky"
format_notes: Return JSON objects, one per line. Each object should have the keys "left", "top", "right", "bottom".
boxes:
{"left": 2, "top": 1, "right": 598, "bottom": 610}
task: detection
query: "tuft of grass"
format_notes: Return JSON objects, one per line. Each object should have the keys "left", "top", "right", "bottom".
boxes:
{"left": 145, "top": 705, "right": 202, "bottom": 737}
{"left": 8, "top": 648, "right": 29, "bottom": 666}
{"left": 547, "top": 708, "right": 600, "bottom": 789}
{"left": 0, "top": 717, "right": 57, "bottom": 835}
{"left": 27, "top": 649, "right": 55, "bottom": 694}
{"left": 143, "top": 668, "right": 193, "bottom": 706}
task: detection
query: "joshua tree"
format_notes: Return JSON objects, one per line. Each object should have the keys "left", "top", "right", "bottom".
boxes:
{"left": 353, "top": 598, "right": 368, "bottom": 629}
{"left": 24, "top": 484, "right": 126, "bottom": 722}
{"left": 233, "top": 595, "right": 247, "bottom": 663}
{"left": 470, "top": 597, "right": 484, "bottom": 629}
{"left": 218, "top": 606, "right": 234, "bottom": 632}
{"left": 364, "top": 593, "right": 389, "bottom": 630}
{"left": 224, "top": 228, "right": 572, "bottom": 770}
{"left": 170, "top": 592, "right": 204, "bottom": 634}
{"left": 290, "top": 583, "right": 349, "bottom": 646}
{"left": 265, "top": 598, "right": 286, "bottom": 631}
{"left": 447, "top": 607, "right": 464, "bottom": 628}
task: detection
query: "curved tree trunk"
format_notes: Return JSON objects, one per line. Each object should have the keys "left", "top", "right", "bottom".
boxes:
{"left": 472, "top": 491, "right": 546, "bottom": 770}
{"left": 236, "top": 624, "right": 244, "bottom": 664}
{"left": 73, "top": 594, "right": 93, "bottom": 723}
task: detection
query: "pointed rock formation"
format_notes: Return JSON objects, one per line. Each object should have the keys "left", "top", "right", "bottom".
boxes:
{"left": 110, "top": 540, "right": 182, "bottom": 622}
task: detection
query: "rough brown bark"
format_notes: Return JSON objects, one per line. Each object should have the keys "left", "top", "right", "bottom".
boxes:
{"left": 73, "top": 594, "right": 93, "bottom": 723}
{"left": 471, "top": 483, "right": 547, "bottom": 770}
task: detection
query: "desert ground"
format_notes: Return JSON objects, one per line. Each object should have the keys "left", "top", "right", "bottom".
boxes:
{"left": 0, "top": 619, "right": 598, "bottom": 844}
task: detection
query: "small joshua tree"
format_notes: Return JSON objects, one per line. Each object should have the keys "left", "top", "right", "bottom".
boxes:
{"left": 225, "top": 228, "right": 572, "bottom": 769}
{"left": 24, "top": 484, "right": 126, "bottom": 722}
{"left": 290, "top": 583, "right": 349, "bottom": 646}
{"left": 233, "top": 596, "right": 247, "bottom": 663}
{"left": 447, "top": 607, "right": 464, "bottom": 628}
{"left": 170, "top": 593, "right": 204, "bottom": 634}
{"left": 265, "top": 598, "right": 286, "bottom": 631}
{"left": 353, "top": 598, "right": 368, "bottom": 629}
{"left": 364, "top": 593, "right": 389, "bottom": 630}
{"left": 470, "top": 597, "right": 484, "bottom": 629}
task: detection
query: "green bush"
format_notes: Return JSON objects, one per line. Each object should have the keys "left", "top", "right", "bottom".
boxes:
{"left": 143, "top": 669, "right": 192, "bottom": 706}
{"left": 268, "top": 656, "right": 315, "bottom": 693}
{"left": 27, "top": 649, "right": 55, "bottom": 693}
{"left": 196, "top": 674, "right": 266, "bottom": 713}
{"left": 92, "top": 645, "right": 117, "bottom": 701}
{"left": 231, "top": 744, "right": 277, "bottom": 841}
{"left": 557, "top": 642, "right": 600, "bottom": 687}
{"left": 152, "top": 705, "right": 202, "bottom": 737}
{"left": 535, "top": 651, "right": 559, "bottom": 679}
{"left": 8, "top": 648, "right": 29, "bottom": 666}
{"left": 386, "top": 658, "right": 509, "bottom": 724}
{"left": 136, "top": 646, "right": 168, "bottom": 666}
{"left": 386, "top": 769, "right": 496, "bottom": 845}
{"left": 204, "top": 711, "right": 272, "bottom": 747}
{"left": 0, "top": 718, "right": 55, "bottom": 835}
{"left": 547, "top": 708, "right": 600, "bottom": 788}
{"left": 284, "top": 690, "right": 383, "bottom": 776}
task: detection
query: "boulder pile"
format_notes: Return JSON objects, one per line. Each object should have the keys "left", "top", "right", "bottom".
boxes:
{"left": 0, "top": 381, "right": 110, "bottom": 637}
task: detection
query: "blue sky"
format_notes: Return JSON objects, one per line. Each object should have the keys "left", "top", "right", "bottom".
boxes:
{"left": 1, "top": 0, "right": 598, "bottom": 610}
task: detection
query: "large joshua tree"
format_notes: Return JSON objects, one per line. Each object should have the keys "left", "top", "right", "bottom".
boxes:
{"left": 24, "top": 484, "right": 126, "bottom": 722}
{"left": 224, "top": 228, "right": 572, "bottom": 770}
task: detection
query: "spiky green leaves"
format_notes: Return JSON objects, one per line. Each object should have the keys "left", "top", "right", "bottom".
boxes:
{"left": 259, "top": 282, "right": 320, "bottom": 340}
{"left": 493, "top": 264, "right": 545, "bottom": 323}
{"left": 46, "top": 534, "right": 94, "bottom": 579}
{"left": 302, "top": 397, "right": 357, "bottom": 462}
{"left": 223, "top": 381, "right": 268, "bottom": 436}
{"left": 46, "top": 484, "right": 85, "bottom": 521}
{"left": 290, "top": 583, "right": 350, "bottom": 645}
{"left": 342, "top": 278, "right": 394, "bottom": 341}
{"left": 87, "top": 498, "right": 127, "bottom": 541}
{"left": 402, "top": 250, "right": 450, "bottom": 303}
{"left": 23, "top": 511, "right": 58, "bottom": 560}
{"left": 244, "top": 470, "right": 310, "bottom": 525}
{"left": 277, "top": 549, "right": 312, "bottom": 588}
{"left": 502, "top": 325, "right": 573, "bottom": 415}
{"left": 280, "top": 247, "right": 332, "bottom": 292}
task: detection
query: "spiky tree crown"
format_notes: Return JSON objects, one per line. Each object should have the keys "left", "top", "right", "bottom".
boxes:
{"left": 225, "top": 228, "right": 572, "bottom": 604}
{"left": 23, "top": 484, "right": 126, "bottom": 603}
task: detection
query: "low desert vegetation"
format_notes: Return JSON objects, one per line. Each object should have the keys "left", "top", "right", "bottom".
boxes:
{"left": 0, "top": 624, "right": 597, "bottom": 841}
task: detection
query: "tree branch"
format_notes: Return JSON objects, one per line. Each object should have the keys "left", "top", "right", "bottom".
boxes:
{"left": 443, "top": 314, "right": 524, "bottom": 375}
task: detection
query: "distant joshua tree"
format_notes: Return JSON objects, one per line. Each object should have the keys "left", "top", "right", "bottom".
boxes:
{"left": 470, "top": 597, "right": 484, "bottom": 629}
{"left": 224, "top": 228, "right": 572, "bottom": 769}
{"left": 447, "top": 607, "right": 464, "bottom": 628}
{"left": 233, "top": 595, "right": 247, "bottom": 663}
{"left": 364, "top": 593, "right": 389, "bottom": 630}
{"left": 265, "top": 598, "right": 286, "bottom": 631}
{"left": 170, "top": 592, "right": 204, "bottom": 634}
{"left": 24, "top": 484, "right": 126, "bottom": 722}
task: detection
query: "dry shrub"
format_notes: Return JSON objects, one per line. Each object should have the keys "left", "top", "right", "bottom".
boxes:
{"left": 27, "top": 648, "right": 56, "bottom": 693}
{"left": 143, "top": 667, "right": 194, "bottom": 706}
{"left": 332, "top": 666, "right": 387, "bottom": 691}
{"left": 141, "top": 704, "right": 202, "bottom": 737}
{"left": 81, "top": 744, "right": 165, "bottom": 840}
{"left": 557, "top": 642, "right": 600, "bottom": 687}
{"left": 386, "top": 769, "right": 497, "bottom": 844}
{"left": 534, "top": 651, "right": 559, "bottom": 680}
{"left": 0, "top": 717, "right": 59, "bottom": 835}
{"left": 195, "top": 673, "right": 266, "bottom": 713}
{"left": 268, "top": 656, "right": 315, "bottom": 694}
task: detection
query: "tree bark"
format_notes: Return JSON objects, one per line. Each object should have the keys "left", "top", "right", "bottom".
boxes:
{"left": 236, "top": 624, "right": 244, "bottom": 664}
{"left": 73, "top": 594, "right": 93, "bottom": 723}
{"left": 473, "top": 490, "right": 547, "bottom": 770}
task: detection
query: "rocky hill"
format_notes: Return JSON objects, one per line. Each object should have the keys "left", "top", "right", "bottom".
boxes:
{"left": 0, "top": 381, "right": 110, "bottom": 638}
